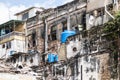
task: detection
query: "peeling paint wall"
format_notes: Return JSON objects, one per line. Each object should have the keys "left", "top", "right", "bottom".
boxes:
{"left": 67, "top": 53, "right": 110, "bottom": 80}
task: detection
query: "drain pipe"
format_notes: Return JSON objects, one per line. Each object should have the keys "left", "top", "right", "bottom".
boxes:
{"left": 104, "top": 0, "right": 115, "bottom": 19}
{"left": 67, "top": 10, "right": 71, "bottom": 30}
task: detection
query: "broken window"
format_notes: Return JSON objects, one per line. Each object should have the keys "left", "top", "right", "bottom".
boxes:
{"left": 1, "top": 28, "right": 5, "bottom": 35}
{"left": 48, "top": 27, "right": 51, "bottom": 41}
{"left": 28, "top": 43, "right": 30, "bottom": 48}
{"left": 22, "top": 12, "right": 29, "bottom": 20}
{"left": 53, "top": 65, "right": 65, "bottom": 76}
{"left": 62, "top": 20, "right": 67, "bottom": 31}
{"left": 6, "top": 41, "right": 11, "bottom": 49}
{"left": 30, "top": 58, "right": 33, "bottom": 63}
{"left": 27, "top": 29, "right": 36, "bottom": 48}
{"left": 70, "top": 15, "right": 77, "bottom": 28}
{"left": 2, "top": 44, "right": 5, "bottom": 48}
{"left": 48, "top": 34, "right": 51, "bottom": 41}
{"left": 56, "top": 23, "right": 63, "bottom": 40}
{"left": 77, "top": 13, "right": 83, "bottom": 24}
{"left": 51, "top": 25, "right": 57, "bottom": 41}
{"left": 24, "top": 56, "right": 27, "bottom": 62}
{"left": 82, "top": 12, "right": 86, "bottom": 28}
{"left": 76, "top": 12, "right": 86, "bottom": 31}
{"left": 32, "top": 31, "right": 36, "bottom": 47}
{"left": 13, "top": 58, "right": 16, "bottom": 63}
{"left": 40, "top": 26, "right": 45, "bottom": 39}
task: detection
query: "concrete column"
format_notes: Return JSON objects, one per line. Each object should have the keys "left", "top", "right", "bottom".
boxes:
{"left": 67, "top": 10, "right": 71, "bottom": 30}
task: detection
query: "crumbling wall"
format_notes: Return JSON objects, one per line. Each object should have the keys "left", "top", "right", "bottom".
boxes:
{"left": 96, "top": 53, "right": 111, "bottom": 80}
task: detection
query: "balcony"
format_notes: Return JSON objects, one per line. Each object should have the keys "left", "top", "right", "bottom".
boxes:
{"left": 0, "top": 31, "right": 25, "bottom": 44}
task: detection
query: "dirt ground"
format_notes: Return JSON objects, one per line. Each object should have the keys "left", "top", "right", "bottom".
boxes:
{"left": 0, "top": 73, "right": 36, "bottom": 80}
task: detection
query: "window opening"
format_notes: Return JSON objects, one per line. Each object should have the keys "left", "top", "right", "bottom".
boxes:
{"left": 6, "top": 42, "right": 11, "bottom": 49}
{"left": 51, "top": 26, "right": 57, "bottom": 41}
{"left": 22, "top": 12, "right": 29, "bottom": 20}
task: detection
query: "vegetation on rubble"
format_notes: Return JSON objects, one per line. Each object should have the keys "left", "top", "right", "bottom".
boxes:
{"left": 102, "top": 11, "right": 120, "bottom": 79}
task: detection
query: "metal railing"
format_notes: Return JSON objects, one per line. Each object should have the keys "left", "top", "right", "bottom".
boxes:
{"left": 0, "top": 31, "right": 25, "bottom": 41}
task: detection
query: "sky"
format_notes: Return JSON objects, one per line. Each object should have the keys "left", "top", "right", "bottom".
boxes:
{"left": 0, "top": 0, "right": 73, "bottom": 24}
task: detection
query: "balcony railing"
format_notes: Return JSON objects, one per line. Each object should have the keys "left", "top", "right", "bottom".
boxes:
{"left": 0, "top": 31, "right": 25, "bottom": 43}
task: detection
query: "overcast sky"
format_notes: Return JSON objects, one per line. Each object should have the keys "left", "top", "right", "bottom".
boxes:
{"left": 0, "top": 0, "right": 73, "bottom": 24}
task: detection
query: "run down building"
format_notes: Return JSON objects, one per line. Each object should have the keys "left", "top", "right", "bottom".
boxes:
{"left": 62, "top": 0, "right": 119, "bottom": 80}
{"left": 14, "top": 7, "right": 43, "bottom": 68}
{"left": 0, "top": 0, "right": 120, "bottom": 79}
{"left": 0, "top": 20, "right": 26, "bottom": 70}
{"left": 0, "top": 7, "right": 43, "bottom": 72}
{"left": 24, "top": 0, "right": 87, "bottom": 68}
{"left": 42, "top": 0, "right": 119, "bottom": 80}
{"left": 12, "top": 0, "right": 117, "bottom": 80}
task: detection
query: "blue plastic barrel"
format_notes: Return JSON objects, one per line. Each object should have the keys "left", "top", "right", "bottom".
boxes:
{"left": 61, "top": 30, "right": 76, "bottom": 43}
{"left": 48, "top": 54, "right": 58, "bottom": 63}
{"left": 48, "top": 54, "right": 55, "bottom": 63}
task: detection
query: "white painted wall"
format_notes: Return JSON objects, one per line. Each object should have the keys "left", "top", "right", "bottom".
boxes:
{"left": 25, "top": 54, "right": 39, "bottom": 67}
{"left": 0, "top": 43, "right": 6, "bottom": 58}
{"left": 29, "top": 8, "right": 36, "bottom": 18}
{"left": 66, "top": 39, "right": 81, "bottom": 59}
{"left": 0, "top": 39, "right": 25, "bottom": 59}
{"left": 17, "top": 15, "right": 22, "bottom": 20}
{"left": 77, "top": 56, "right": 100, "bottom": 80}
{"left": 16, "top": 8, "right": 41, "bottom": 20}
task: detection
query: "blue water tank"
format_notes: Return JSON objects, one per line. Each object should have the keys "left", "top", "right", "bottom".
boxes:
{"left": 61, "top": 30, "right": 76, "bottom": 43}
{"left": 48, "top": 54, "right": 58, "bottom": 63}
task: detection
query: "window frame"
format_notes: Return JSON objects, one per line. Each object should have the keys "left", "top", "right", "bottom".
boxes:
{"left": 22, "top": 12, "right": 29, "bottom": 20}
{"left": 6, "top": 41, "right": 11, "bottom": 49}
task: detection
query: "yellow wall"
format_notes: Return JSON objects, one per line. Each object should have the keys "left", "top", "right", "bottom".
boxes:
{"left": 15, "top": 24, "right": 25, "bottom": 32}
{"left": 0, "top": 36, "right": 25, "bottom": 44}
